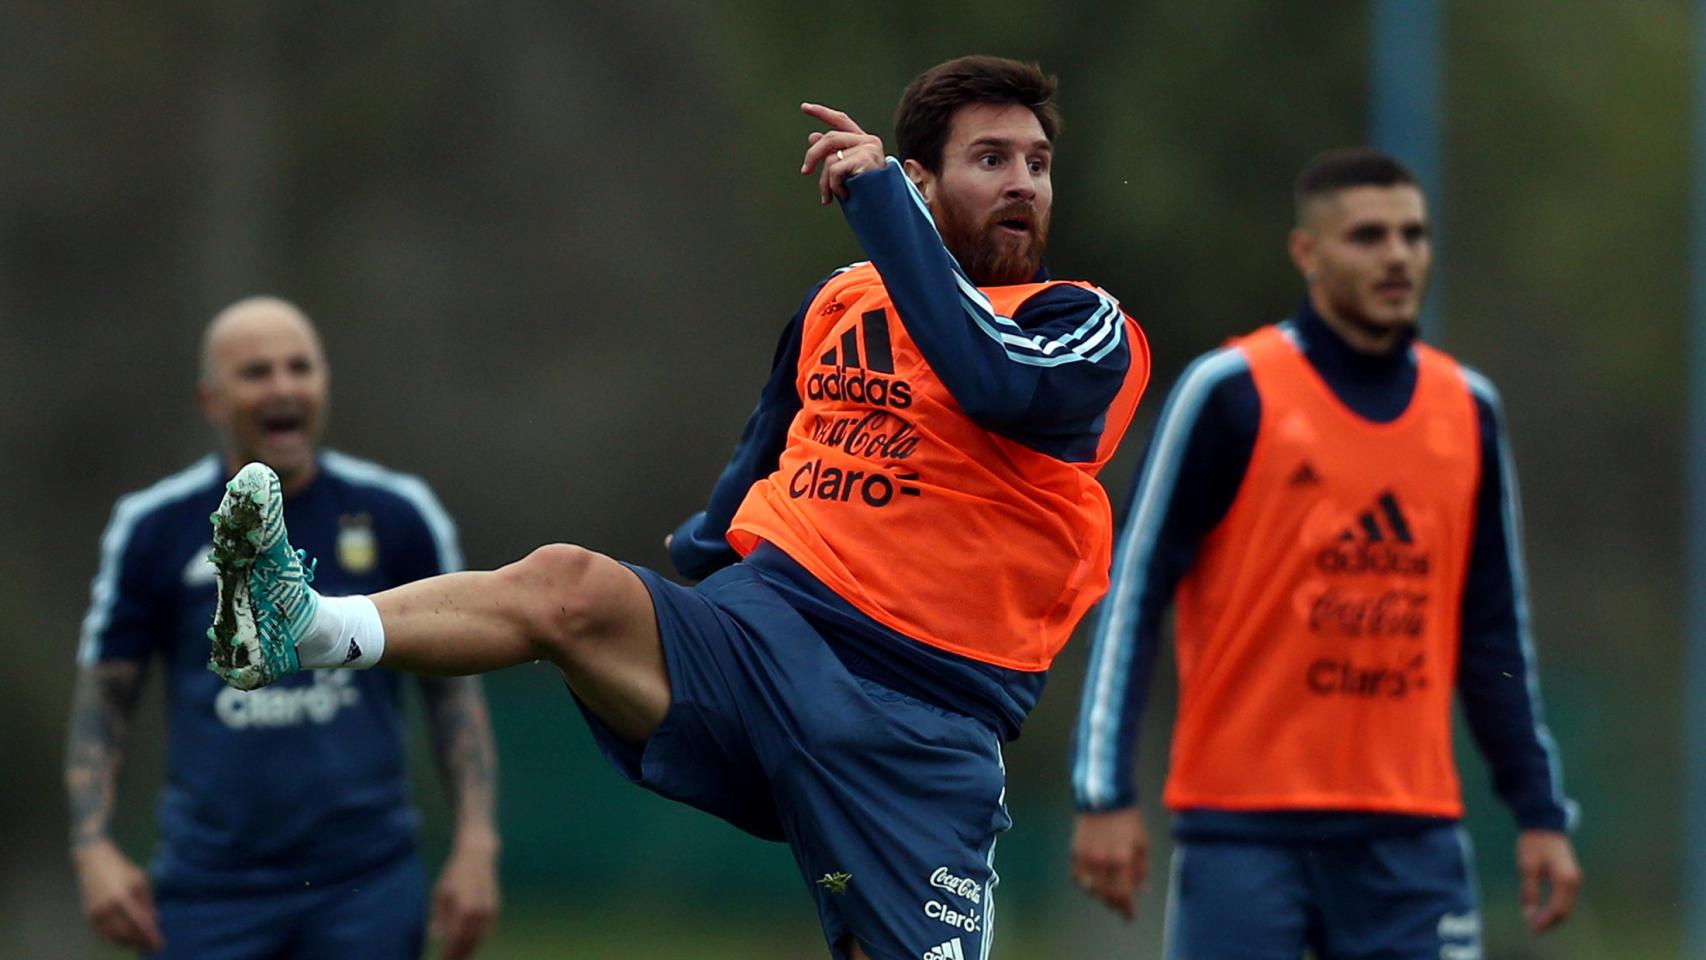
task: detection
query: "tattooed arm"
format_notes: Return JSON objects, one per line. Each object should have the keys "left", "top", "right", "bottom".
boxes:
{"left": 418, "top": 675, "right": 500, "bottom": 960}
{"left": 65, "top": 659, "right": 164, "bottom": 952}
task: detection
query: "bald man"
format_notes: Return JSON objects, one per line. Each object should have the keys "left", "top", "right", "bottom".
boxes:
{"left": 65, "top": 297, "right": 501, "bottom": 960}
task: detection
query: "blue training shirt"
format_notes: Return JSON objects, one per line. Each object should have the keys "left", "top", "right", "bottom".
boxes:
{"left": 78, "top": 450, "right": 461, "bottom": 894}
{"left": 1069, "top": 300, "right": 1578, "bottom": 840}
{"left": 670, "top": 162, "right": 1132, "bottom": 740}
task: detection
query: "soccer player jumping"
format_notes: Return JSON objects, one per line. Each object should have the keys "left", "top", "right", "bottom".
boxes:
{"left": 206, "top": 56, "right": 1148, "bottom": 960}
{"left": 1069, "top": 149, "right": 1582, "bottom": 958}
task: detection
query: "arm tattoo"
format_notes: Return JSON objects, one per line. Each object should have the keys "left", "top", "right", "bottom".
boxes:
{"left": 418, "top": 676, "right": 498, "bottom": 833}
{"left": 64, "top": 660, "right": 147, "bottom": 851}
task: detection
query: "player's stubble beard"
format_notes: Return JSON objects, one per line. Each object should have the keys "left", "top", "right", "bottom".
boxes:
{"left": 1322, "top": 269, "right": 1423, "bottom": 353}
{"left": 937, "top": 198, "right": 1051, "bottom": 287}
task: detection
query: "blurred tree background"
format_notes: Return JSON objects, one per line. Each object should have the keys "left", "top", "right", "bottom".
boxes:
{"left": 0, "top": 1, "right": 1686, "bottom": 957}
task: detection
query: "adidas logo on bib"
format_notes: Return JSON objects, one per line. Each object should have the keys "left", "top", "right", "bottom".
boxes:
{"left": 1337, "top": 490, "right": 1413, "bottom": 544}
{"left": 806, "top": 308, "right": 914, "bottom": 409}
{"left": 922, "top": 938, "right": 965, "bottom": 960}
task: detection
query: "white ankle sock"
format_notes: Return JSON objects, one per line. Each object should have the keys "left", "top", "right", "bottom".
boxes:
{"left": 298, "top": 594, "right": 386, "bottom": 669}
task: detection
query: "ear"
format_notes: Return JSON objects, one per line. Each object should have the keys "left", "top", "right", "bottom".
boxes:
{"left": 195, "top": 381, "right": 221, "bottom": 428}
{"left": 1288, "top": 227, "right": 1318, "bottom": 283}
{"left": 901, "top": 158, "right": 935, "bottom": 205}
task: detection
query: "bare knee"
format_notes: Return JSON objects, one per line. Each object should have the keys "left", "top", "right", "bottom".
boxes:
{"left": 497, "top": 543, "right": 620, "bottom": 660}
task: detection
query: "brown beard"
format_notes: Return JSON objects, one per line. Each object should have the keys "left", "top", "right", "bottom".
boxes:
{"left": 1323, "top": 284, "right": 1420, "bottom": 353}
{"left": 937, "top": 199, "right": 1050, "bottom": 286}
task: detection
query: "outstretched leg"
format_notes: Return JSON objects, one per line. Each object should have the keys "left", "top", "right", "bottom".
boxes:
{"left": 369, "top": 544, "right": 667, "bottom": 744}
{"left": 208, "top": 462, "right": 669, "bottom": 745}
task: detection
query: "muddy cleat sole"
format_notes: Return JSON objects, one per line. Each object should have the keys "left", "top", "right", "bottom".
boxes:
{"left": 206, "top": 462, "right": 318, "bottom": 690}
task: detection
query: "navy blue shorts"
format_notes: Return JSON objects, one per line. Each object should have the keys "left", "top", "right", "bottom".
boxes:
{"left": 1163, "top": 825, "right": 1482, "bottom": 960}
{"left": 580, "top": 562, "right": 1010, "bottom": 960}
{"left": 149, "top": 852, "right": 426, "bottom": 960}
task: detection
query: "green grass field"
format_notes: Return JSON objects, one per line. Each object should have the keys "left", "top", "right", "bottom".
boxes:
{"left": 479, "top": 902, "right": 1054, "bottom": 959}
{"left": 470, "top": 894, "right": 1678, "bottom": 960}
{"left": 72, "top": 892, "right": 1677, "bottom": 959}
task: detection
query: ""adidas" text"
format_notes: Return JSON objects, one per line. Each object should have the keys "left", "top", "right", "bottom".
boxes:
{"left": 1315, "top": 542, "right": 1431, "bottom": 577}
{"left": 805, "top": 369, "right": 913, "bottom": 409}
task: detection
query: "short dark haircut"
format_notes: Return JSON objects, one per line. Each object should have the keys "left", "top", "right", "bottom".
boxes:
{"left": 894, "top": 56, "right": 1060, "bottom": 174}
{"left": 1294, "top": 148, "right": 1419, "bottom": 219}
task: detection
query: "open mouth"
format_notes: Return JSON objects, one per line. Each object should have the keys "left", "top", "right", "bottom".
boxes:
{"left": 259, "top": 411, "right": 306, "bottom": 439}
{"left": 995, "top": 218, "right": 1032, "bottom": 236}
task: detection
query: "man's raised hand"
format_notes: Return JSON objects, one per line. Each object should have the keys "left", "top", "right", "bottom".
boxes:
{"left": 800, "top": 103, "right": 885, "bottom": 205}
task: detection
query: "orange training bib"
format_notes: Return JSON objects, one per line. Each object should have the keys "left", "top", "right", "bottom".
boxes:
{"left": 1165, "top": 324, "right": 1479, "bottom": 817}
{"left": 729, "top": 263, "right": 1150, "bottom": 671}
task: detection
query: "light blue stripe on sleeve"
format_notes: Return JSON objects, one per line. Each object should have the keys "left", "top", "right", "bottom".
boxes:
{"left": 1460, "top": 367, "right": 1579, "bottom": 829}
{"left": 78, "top": 456, "right": 220, "bottom": 665}
{"left": 1071, "top": 346, "right": 1250, "bottom": 807}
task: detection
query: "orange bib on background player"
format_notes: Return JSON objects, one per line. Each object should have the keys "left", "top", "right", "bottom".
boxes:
{"left": 729, "top": 263, "right": 1150, "bottom": 671}
{"left": 1165, "top": 324, "right": 1479, "bottom": 817}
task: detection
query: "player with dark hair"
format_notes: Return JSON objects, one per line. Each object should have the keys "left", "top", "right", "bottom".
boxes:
{"left": 67, "top": 297, "right": 500, "bottom": 960}
{"left": 201, "top": 56, "right": 1148, "bottom": 960}
{"left": 1067, "top": 148, "right": 1582, "bottom": 958}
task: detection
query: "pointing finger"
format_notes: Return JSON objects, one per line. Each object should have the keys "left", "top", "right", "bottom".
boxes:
{"left": 800, "top": 102, "right": 866, "bottom": 136}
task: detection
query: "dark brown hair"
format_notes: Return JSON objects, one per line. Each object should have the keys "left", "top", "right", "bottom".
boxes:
{"left": 894, "top": 56, "right": 1060, "bottom": 174}
{"left": 1294, "top": 147, "right": 1419, "bottom": 215}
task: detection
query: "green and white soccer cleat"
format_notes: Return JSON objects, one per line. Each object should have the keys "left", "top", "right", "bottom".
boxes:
{"left": 206, "top": 462, "right": 319, "bottom": 690}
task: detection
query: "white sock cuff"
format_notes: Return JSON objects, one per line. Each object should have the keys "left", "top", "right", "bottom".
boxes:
{"left": 306, "top": 594, "right": 387, "bottom": 670}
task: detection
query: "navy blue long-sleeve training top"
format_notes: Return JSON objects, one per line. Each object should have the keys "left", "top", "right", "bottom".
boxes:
{"left": 670, "top": 160, "right": 1132, "bottom": 740}
{"left": 1068, "top": 299, "right": 1577, "bottom": 840}
{"left": 79, "top": 451, "right": 460, "bottom": 893}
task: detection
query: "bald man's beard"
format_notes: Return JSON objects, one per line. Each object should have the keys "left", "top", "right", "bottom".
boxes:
{"left": 937, "top": 199, "right": 1049, "bottom": 287}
